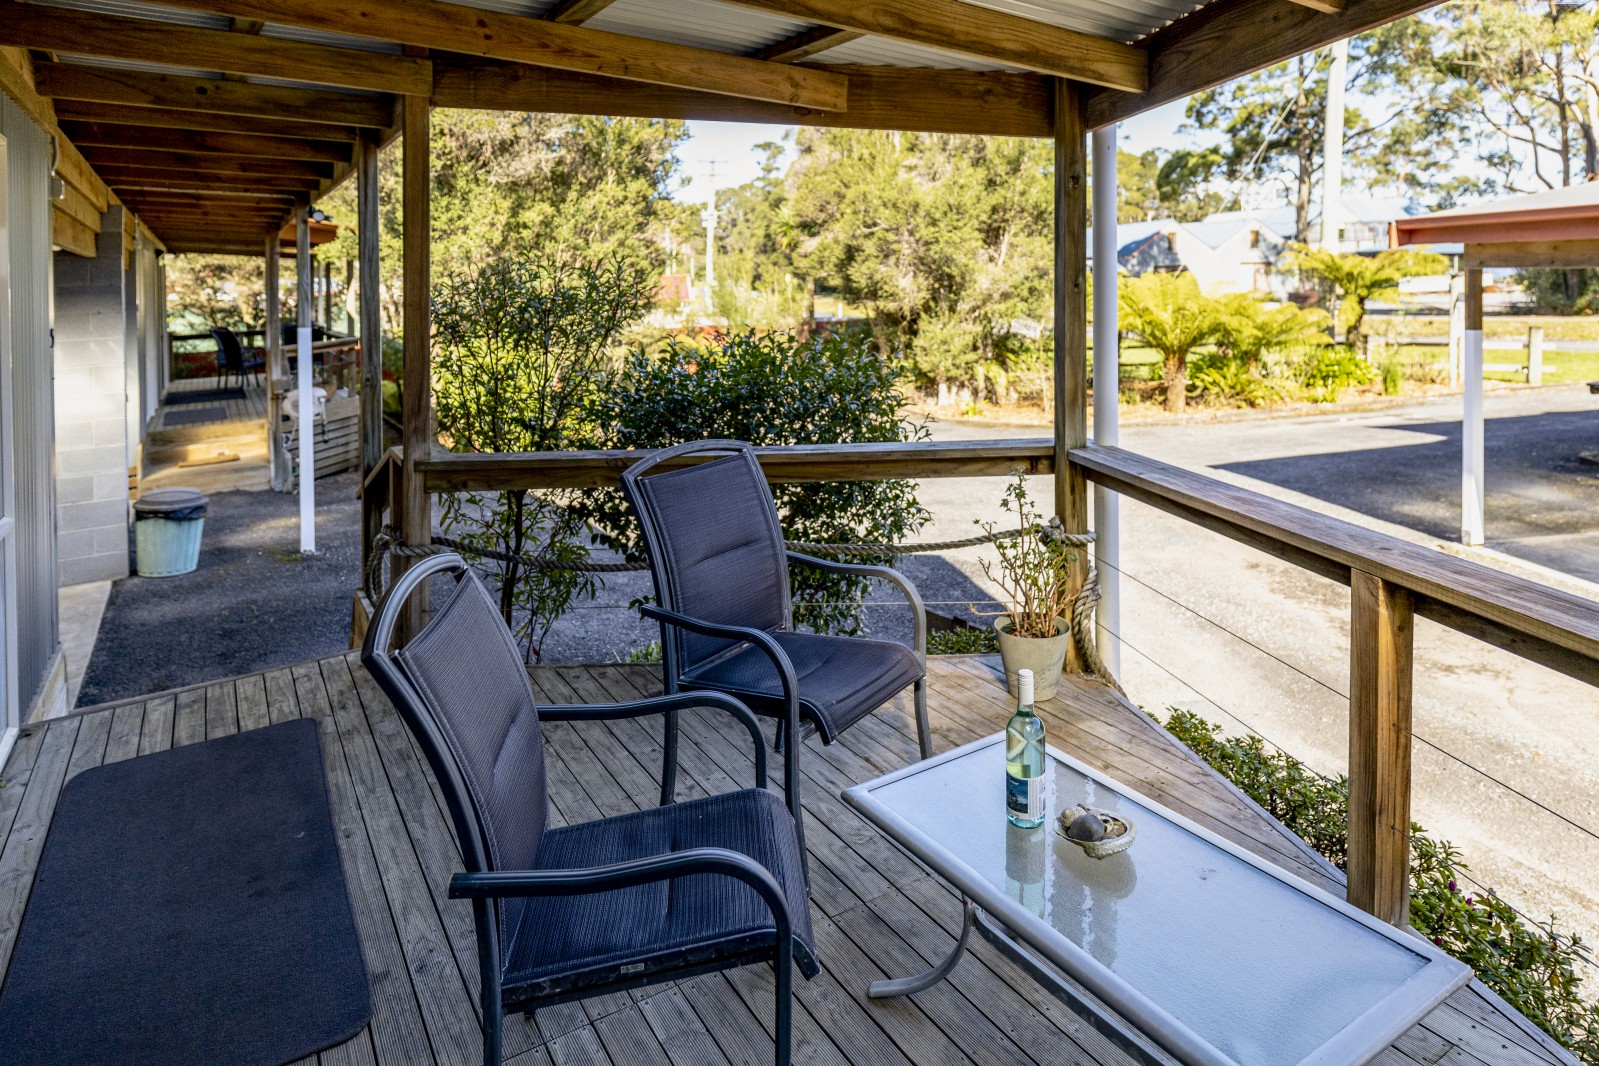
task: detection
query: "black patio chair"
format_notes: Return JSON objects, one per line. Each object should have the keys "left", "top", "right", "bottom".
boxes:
{"left": 361, "top": 553, "right": 817, "bottom": 1066}
{"left": 210, "top": 327, "right": 264, "bottom": 387}
{"left": 621, "top": 440, "right": 931, "bottom": 819}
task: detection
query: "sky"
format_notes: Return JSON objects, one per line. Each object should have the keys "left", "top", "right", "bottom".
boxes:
{"left": 670, "top": 100, "right": 1193, "bottom": 205}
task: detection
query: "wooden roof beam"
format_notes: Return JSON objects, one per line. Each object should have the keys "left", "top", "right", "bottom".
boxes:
{"left": 0, "top": 7, "right": 430, "bottom": 95}
{"left": 751, "top": 27, "right": 863, "bottom": 63}
{"left": 712, "top": 0, "right": 1147, "bottom": 93}
{"left": 544, "top": 0, "right": 620, "bottom": 25}
{"left": 61, "top": 121, "right": 352, "bottom": 163}
{"left": 102, "top": 172, "right": 323, "bottom": 192}
{"left": 34, "top": 64, "right": 394, "bottom": 128}
{"left": 1085, "top": 0, "right": 1428, "bottom": 127}
{"left": 123, "top": 0, "right": 849, "bottom": 110}
{"left": 78, "top": 147, "right": 335, "bottom": 180}
{"left": 433, "top": 59, "right": 1051, "bottom": 138}
{"left": 52, "top": 102, "right": 362, "bottom": 142}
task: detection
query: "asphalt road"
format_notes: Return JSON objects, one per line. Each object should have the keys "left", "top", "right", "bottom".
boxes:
{"left": 922, "top": 384, "right": 1599, "bottom": 968}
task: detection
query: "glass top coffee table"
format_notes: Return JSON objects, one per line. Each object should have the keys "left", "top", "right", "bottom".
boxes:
{"left": 842, "top": 734, "right": 1470, "bottom": 1066}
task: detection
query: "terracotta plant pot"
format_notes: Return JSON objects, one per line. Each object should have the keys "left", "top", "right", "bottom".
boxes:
{"left": 994, "top": 615, "right": 1070, "bottom": 701}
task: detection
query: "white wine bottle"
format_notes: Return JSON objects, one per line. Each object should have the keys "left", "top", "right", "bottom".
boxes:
{"left": 1005, "top": 669, "right": 1045, "bottom": 828}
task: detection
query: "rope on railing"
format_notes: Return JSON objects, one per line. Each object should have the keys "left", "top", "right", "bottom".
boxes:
{"left": 365, "top": 521, "right": 1120, "bottom": 690}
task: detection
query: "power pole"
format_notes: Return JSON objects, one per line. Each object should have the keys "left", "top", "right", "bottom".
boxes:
{"left": 701, "top": 158, "right": 726, "bottom": 310}
{"left": 1319, "top": 38, "right": 1349, "bottom": 251}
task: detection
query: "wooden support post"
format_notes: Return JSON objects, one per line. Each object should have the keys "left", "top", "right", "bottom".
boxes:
{"left": 1052, "top": 77, "right": 1088, "bottom": 672}
{"left": 1461, "top": 266, "right": 1484, "bottom": 546}
{"left": 264, "top": 233, "right": 290, "bottom": 492}
{"left": 1527, "top": 325, "right": 1544, "bottom": 386}
{"left": 1346, "top": 569, "right": 1414, "bottom": 926}
{"left": 357, "top": 131, "right": 384, "bottom": 575}
{"left": 399, "top": 94, "right": 432, "bottom": 630}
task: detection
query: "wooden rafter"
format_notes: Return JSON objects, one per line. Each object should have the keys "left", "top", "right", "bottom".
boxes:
{"left": 54, "top": 103, "right": 363, "bottom": 143}
{"left": 544, "top": 0, "right": 620, "bottom": 24}
{"left": 77, "top": 147, "right": 335, "bottom": 180}
{"left": 433, "top": 59, "right": 1051, "bottom": 138}
{"left": 710, "top": 0, "right": 1148, "bottom": 93}
{"left": 1288, "top": 0, "right": 1345, "bottom": 11}
{"left": 62, "top": 122, "right": 351, "bottom": 163}
{"left": 1085, "top": 0, "right": 1431, "bottom": 127}
{"left": 123, "top": 0, "right": 849, "bottom": 111}
{"left": 751, "top": 27, "right": 863, "bottom": 63}
{"left": 0, "top": 7, "right": 431, "bottom": 96}
{"left": 34, "top": 64, "right": 394, "bottom": 127}
{"left": 100, "top": 171, "right": 323, "bottom": 192}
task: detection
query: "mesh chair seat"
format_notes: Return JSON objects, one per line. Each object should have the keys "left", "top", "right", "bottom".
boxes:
{"left": 504, "top": 788, "right": 817, "bottom": 1004}
{"left": 683, "top": 631, "right": 922, "bottom": 745}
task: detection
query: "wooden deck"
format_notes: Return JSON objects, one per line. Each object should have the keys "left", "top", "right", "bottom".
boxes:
{"left": 0, "top": 655, "right": 1577, "bottom": 1066}
{"left": 142, "top": 378, "right": 271, "bottom": 493}
{"left": 157, "top": 376, "right": 269, "bottom": 429}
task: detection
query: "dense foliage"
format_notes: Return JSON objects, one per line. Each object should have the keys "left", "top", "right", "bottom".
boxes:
{"left": 578, "top": 329, "right": 930, "bottom": 635}
{"left": 1287, "top": 245, "right": 1449, "bottom": 355}
{"left": 431, "top": 254, "right": 654, "bottom": 661}
{"left": 1162, "top": 708, "right": 1599, "bottom": 1063}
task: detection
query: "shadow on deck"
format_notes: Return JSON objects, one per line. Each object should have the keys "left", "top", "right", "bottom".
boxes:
{"left": 0, "top": 656, "right": 1576, "bottom": 1065}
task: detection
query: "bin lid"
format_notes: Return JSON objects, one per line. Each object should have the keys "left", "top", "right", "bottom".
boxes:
{"left": 134, "top": 487, "right": 209, "bottom": 519}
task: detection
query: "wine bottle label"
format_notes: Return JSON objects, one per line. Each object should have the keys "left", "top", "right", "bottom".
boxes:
{"left": 1006, "top": 773, "right": 1041, "bottom": 820}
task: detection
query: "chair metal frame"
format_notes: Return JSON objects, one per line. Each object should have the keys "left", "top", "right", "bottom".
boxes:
{"left": 362, "top": 553, "right": 809, "bottom": 1066}
{"left": 622, "top": 440, "right": 932, "bottom": 846}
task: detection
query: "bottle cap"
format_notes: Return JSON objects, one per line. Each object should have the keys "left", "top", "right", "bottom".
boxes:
{"left": 1017, "top": 669, "right": 1034, "bottom": 705}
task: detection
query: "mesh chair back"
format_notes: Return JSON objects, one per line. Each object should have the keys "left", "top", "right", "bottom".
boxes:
{"left": 211, "top": 328, "right": 245, "bottom": 374}
{"left": 393, "top": 573, "right": 550, "bottom": 884}
{"left": 627, "top": 445, "right": 790, "bottom": 670}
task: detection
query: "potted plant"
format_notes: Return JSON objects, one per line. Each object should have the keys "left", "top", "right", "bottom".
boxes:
{"left": 979, "top": 475, "right": 1078, "bottom": 701}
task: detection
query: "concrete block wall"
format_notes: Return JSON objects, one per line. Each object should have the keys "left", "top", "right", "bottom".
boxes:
{"left": 54, "top": 206, "right": 131, "bottom": 586}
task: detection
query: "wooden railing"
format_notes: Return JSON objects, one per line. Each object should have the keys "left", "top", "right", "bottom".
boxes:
{"left": 363, "top": 438, "right": 1599, "bottom": 926}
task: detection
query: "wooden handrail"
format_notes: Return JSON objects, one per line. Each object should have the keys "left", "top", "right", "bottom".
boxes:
{"left": 416, "top": 438, "right": 1057, "bottom": 492}
{"left": 1070, "top": 443, "right": 1599, "bottom": 688}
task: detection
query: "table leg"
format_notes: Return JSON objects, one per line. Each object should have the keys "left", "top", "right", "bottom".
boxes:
{"left": 868, "top": 898, "right": 977, "bottom": 998}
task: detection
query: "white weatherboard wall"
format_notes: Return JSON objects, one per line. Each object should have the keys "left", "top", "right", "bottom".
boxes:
{"left": 54, "top": 205, "right": 132, "bottom": 586}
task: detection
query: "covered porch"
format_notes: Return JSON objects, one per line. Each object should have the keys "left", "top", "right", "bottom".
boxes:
{"left": 0, "top": 653, "right": 1571, "bottom": 1066}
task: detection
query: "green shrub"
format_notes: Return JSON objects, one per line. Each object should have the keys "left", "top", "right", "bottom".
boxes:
{"left": 927, "top": 625, "right": 1000, "bottom": 654}
{"left": 1380, "top": 358, "right": 1404, "bottom": 397}
{"left": 1159, "top": 708, "right": 1599, "bottom": 1063}
{"left": 578, "top": 329, "right": 930, "bottom": 636}
{"left": 431, "top": 253, "right": 654, "bottom": 661}
{"left": 1298, "top": 347, "right": 1376, "bottom": 402}
{"left": 1187, "top": 354, "right": 1283, "bottom": 408}
{"left": 616, "top": 641, "right": 662, "bottom": 663}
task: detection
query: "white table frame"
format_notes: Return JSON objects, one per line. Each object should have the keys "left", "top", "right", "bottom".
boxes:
{"left": 842, "top": 734, "right": 1472, "bottom": 1066}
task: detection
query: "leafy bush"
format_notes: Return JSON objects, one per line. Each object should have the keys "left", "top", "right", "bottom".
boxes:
{"left": 927, "top": 625, "right": 1000, "bottom": 654}
{"left": 1118, "top": 272, "right": 1225, "bottom": 414}
{"left": 1160, "top": 708, "right": 1599, "bottom": 1063}
{"left": 1298, "top": 347, "right": 1376, "bottom": 402}
{"left": 1381, "top": 358, "right": 1404, "bottom": 397}
{"left": 1187, "top": 354, "right": 1283, "bottom": 408}
{"left": 579, "top": 329, "right": 929, "bottom": 636}
{"left": 431, "top": 254, "right": 654, "bottom": 661}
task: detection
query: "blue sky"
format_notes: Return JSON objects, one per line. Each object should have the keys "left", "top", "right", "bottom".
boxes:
{"left": 671, "top": 100, "right": 1193, "bottom": 205}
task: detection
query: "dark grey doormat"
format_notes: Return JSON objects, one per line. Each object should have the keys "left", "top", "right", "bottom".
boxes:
{"left": 166, "top": 387, "right": 246, "bottom": 405}
{"left": 163, "top": 405, "right": 229, "bottom": 427}
{"left": 0, "top": 719, "right": 371, "bottom": 1066}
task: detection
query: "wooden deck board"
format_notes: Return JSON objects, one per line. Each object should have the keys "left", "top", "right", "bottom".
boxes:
{"left": 0, "top": 653, "right": 1578, "bottom": 1066}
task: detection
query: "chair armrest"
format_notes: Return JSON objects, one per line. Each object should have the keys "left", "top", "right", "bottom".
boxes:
{"left": 449, "top": 847, "right": 795, "bottom": 940}
{"left": 785, "top": 551, "right": 926, "bottom": 661}
{"left": 541, "top": 691, "right": 767, "bottom": 789}
{"left": 637, "top": 605, "right": 800, "bottom": 708}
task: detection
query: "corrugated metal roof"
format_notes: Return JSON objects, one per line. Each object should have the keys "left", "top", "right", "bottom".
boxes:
{"left": 812, "top": 37, "right": 1019, "bottom": 72}
{"left": 31, "top": 0, "right": 230, "bottom": 30}
{"left": 584, "top": 0, "right": 812, "bottom": 54}
{"left": 959, "top": 0, "right": 1209, "bottom": 44}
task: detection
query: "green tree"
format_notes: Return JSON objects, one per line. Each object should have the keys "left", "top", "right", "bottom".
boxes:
{"left": 788, "top": 128, "right": 1052, "bottom": 388}
{"left": 431, "top": 254, "right": 654, "bottom": 661}
{"left": 1287, "top": 245, "right": 1448, "bottom": 355}
{"left": 1214, "top": 295, "right": 1331, "bottom": 368}
{"left": 1118, "top": 272, "right": 1225, "bottom": 414}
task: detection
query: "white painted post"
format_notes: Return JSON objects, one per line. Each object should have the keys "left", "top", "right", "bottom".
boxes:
{"left": 1091, "top": 124, "right": 1121, "bottom": 675}
{"left": 297, "top": 208, "right": 317, "bottom": 555}
{"left": 1447, "top": 273, "right": 1463, "bottom": 389}
{"left": 1527, "top": 325, "right": 1544, "bottom": 386}
{"left": 1462, "top": 268, "right": 1484, "bottom": 546}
